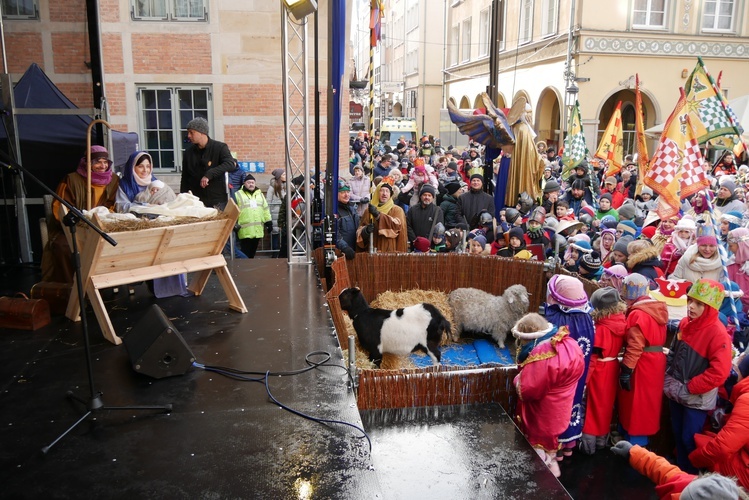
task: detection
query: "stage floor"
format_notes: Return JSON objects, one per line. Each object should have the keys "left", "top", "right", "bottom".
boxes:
{"left": 0, "top": 260, "right": 656, "bottom": 499}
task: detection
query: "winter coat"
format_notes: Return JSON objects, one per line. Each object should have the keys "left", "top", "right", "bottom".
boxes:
{"left": 348, "top": 175, "right": 371, "bottom": 217}
{"left": 617, "top": 297, "right": 668, "bottom": 436}
{"left": 234, "top": 188, "right": 271, "bottom": 239}
{"left": 456, "top": 189, "right": 495, "bottom": 229}
{"left": 439, "top": 194, "right": 464, "bottom": 229}
{"left": 514, "top": 326, "right": 585, "bottom": 451}
{"left": 266, "top": 184, "right": 285, "bottom": 234}
{"left": 689, "top": 376, "right": 749, "bottom": 489}
{"left": 728, "top": 260, "right": 749, "bottom": 312}
{"left": 582, "top": 308, "right": 627, "bottom": 436}
{"left": 336, "top": 201, "right": 360, "bottom": 252}
{"left": 406, "top": 202, "right": 444, "bottom": 243}
{"left": 180, "top": 137, "right": 236, "bottom": 208}
{"left": 669, "top": 243, "right": 724, "bottom": 283}
{"left": 664, "top": 306, "right": 732, "bottom": 411}
{"left": 545, "top": 304, "right": 596, "bottom": 444}
{"left": 627, "top": 245, "right": 664, "bottom": 284}
{"left": 628, "top": 445, "right": 697, "bottom": 500}
{"left": 660, "top": 240, "right": 689, "bottom": 277}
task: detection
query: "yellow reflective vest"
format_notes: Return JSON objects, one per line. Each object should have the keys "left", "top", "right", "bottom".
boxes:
{"left": 234, "top": 188, "right": 271, "bottom": 239}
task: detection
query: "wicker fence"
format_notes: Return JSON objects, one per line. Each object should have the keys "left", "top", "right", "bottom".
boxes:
{"left": 323, "top": 252, "right": 545, "bottom": 410}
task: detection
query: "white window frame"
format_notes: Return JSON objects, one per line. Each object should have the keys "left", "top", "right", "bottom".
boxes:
{"left": 132, "top": 0, "right": 208, "bottom": 22}
{"left": 406, "top": 2, "right": 418, "bottom": 33}
{"left": 701, "top": 0, "right": 735, "bottom": 32}
{"left": 1, "top": 0, "right": 38, "bottom": 19}
{"left": 450, "top": 24, "right": 460, "bottom": 66}
{"left": 541, "top": 0, "right": 558, "bottom": 38}
{"left": 632, "top": 0, "right": 668, "bottom": 30}
{"left": 479, "top": 8, "right": 490, "bottom": 58}
{"left": 461, "top": 18, "right": 471, "bottom": 63}
{"left": 137, "top": 85, "right": 212, "bottom": 171}
{"left": 519, "top": 0, "right": 533, "bottom": 45}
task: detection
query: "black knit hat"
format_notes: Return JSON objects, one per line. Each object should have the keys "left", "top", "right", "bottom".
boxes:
{"left": 244, "top": 173, "right": 255, "bottom": 182}
{"left": 543, "top": 179, "right": 560, "bottom": 194}
{"left": 579, "top": 251, "right": 602, "bottom": 273}
{"left": 470, "top": 173, "right": 484, "bottom": 182}
{"left": 419, "top": 184, "right": 437, "bottom": 198}
{"left": 445, "top": 182, "right": 461, "bottom": 195}
{"left": 571, "top": 179, "right": 587, "bottom": 191}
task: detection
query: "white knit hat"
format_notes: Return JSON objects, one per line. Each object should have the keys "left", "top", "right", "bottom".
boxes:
{"left": 511, "top": 319, "right": 555, "bottom": 340}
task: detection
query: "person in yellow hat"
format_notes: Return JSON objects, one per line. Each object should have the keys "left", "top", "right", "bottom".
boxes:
{"left": 663, "top": 279, "right": 733, "bottom": 473}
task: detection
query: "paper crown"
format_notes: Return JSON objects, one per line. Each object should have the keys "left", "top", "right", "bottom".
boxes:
{"left": 467, "top": 162, "right": 484, "bottom": 178}
{"left": 655, "top": 277, "right": 691, "bottom": 299}
{"left": 413, "top": 157, "right": 425, "bottom": 168}
{"left": 687, "top": 279, "right": 725, "bottom": 311}
{"left": 695, "top": 223, "right": 717, "bottom": 244}
{"left": 622, "top": 273, "right": 650, "bottom": 301}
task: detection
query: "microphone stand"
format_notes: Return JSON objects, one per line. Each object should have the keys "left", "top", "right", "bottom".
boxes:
{"left": 0, "top": 150, "right": 172, "bottom": 454}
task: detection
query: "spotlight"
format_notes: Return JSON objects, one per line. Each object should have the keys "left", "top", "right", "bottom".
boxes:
{"left": 283, "top": 0, "right": 317, "bottom": 21}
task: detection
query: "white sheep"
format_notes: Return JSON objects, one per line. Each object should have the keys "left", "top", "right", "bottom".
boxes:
{"left": 447, "top": 285, "right": 530, "bottom": 348}
{"left": 338, "top": 287, "right": 450, "bottom": 366}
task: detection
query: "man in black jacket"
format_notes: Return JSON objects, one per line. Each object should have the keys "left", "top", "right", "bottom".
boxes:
{"left": 406, "top": 184, "right": 444, "bottom": 245}
{"left": 457, "top": 174, "right": 494, "bottom": 229}
{"left": 180, "top": 117, "right": 237, "bottom": 209}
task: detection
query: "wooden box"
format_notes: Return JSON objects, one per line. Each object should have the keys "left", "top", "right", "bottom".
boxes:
{"left": 30, "top": 282, "right": 72, "bottom": 315}
{"left": 0, "top": 295, "right": 51, "bottom": 331}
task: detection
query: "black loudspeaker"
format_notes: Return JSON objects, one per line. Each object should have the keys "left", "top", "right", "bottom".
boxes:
{"left": 124, "top": 305, "right": 195, "bottom": 379}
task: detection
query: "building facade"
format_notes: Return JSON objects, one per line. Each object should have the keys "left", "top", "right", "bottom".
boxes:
{"left": 0, "top": 0, "right": 344, "bottom": 178}
{"left": 444, "top": 0, "right": 749, "bottom": 156}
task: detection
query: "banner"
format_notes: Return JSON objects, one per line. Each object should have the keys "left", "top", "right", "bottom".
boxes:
{"left": 596, "top": 101, "right": 623, "bottom": 177}
{"left": 634, "top": 74, "right": 650, "bottom": 196}
{"left": 643, "top": 89, "right": 710, "bottom": 219}
{"left": 561, "top": 101, "right": 587, "bottom": 177}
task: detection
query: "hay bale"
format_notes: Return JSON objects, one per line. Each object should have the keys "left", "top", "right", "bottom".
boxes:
{"left": 344, "top": 289, "right": 454, "bottom": 370}
{"left": 95, "top": 211, "right": 228, "bottom": 233}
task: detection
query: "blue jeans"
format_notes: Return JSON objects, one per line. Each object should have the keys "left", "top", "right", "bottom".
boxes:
{"left": 669, "top": 400, "right": 707, "bottom": 473}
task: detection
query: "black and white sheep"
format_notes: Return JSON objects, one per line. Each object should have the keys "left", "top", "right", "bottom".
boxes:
{"left": 338, "top": 287, "right": 450, "bottom": 366}
{"left": 447, "top": 284, "right": 530, "bottom": 348}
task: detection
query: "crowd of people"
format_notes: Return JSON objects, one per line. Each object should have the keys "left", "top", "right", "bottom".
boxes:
{"left": 342, "top": 131, "right": 749, "bottom": 494}
{"left": 41, "top": 122, "right": 749, "bottom": 495}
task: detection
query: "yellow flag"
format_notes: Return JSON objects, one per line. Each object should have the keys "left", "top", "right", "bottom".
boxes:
{"left": 634, "top": 75, "right": 650, "bottom": 196}
{"left": 597, "top": 101, "right": 624, "bottom": 177}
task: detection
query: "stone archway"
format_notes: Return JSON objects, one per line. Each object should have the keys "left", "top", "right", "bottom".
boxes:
{"left": 597, "top": 87, "right": 659, "bottom": 158}
{"left": 536, "top": 87, "right": 563, "bottom": 152}
{"left": 392, "top": 102, "right": 403, "bottom": 117}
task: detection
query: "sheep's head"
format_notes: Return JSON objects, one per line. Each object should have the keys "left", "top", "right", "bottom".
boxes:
{"left": 504, "top": 284, "right": 530, "bottom": 311}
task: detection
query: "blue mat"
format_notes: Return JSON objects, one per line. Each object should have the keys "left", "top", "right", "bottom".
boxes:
{"left": 410, "top": 339, "right": 515, "bottom": 367}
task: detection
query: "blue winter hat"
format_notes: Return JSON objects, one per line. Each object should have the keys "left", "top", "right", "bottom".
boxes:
{"left": 601, "top": 214, "right": 618, "bottom": 229}
{"left": 617, "top": 220, "right": 638, "bottom": 237}
{"left": 570, "top": 240, "right": 593, "bottom": 253}
{"left": 721, "top": 211, "right": 744, "bottom": 231}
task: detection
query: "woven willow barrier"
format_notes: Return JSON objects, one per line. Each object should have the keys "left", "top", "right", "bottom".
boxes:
{"left": 557, "top": 265, "right": 602, "bottom": 299}
{"left": 323, "top": 253, "right": 544, "bottom": 410}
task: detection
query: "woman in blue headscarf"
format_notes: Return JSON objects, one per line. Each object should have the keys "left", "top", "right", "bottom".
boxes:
{"left": 115, "top": 151, "right": 155, "bottom": 212}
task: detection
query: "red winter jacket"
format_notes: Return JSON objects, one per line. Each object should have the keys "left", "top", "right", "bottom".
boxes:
{"left": 689, "top": 376, "right": 749, "bottom": 489}
{"left": 663, "top": 307, "right": 732, "bottom": 410}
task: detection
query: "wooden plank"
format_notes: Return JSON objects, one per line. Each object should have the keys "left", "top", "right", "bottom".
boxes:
{"left": 89, "top": 255, "right": 227, "bottom": 289}
{"left": 151, "top": 228, "right": 174, "bottom": 266}
{"left": 188, "top": 269, "right": 213, "bottom": 296}
{"left": 86, "top": 282, "right": 121, "bottom": 345}
{"left": 214, "top": 266, "right": 247, "bottom": 313}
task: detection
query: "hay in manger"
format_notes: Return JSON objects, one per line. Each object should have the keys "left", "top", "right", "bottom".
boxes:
{"left": 325, "top": 253, "right": 546, "bottom": 411}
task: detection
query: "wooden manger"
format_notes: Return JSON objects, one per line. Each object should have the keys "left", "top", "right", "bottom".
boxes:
{"left": 324, "top": 252, "right": 547, "bottom": 411}
{"left": 64, "top": 199, "right": 247, "bottom": 345}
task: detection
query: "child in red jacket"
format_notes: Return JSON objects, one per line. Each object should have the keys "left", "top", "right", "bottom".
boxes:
{"left": 664, "top": 279, "right": 733, "bottom": 473}
{"left": 611, "top": 441, "right": 744, "bottom": 499}
{"left": 580, "top": 287, "right": 627, "bottom": 454}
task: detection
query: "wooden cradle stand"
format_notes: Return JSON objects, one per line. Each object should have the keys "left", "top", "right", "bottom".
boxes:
{"left": 64, "top": 199, "right": 247, "bottom": 345}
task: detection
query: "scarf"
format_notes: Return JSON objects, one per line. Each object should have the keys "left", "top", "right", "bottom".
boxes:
{"left": 670, "top": 233, "right": 694, "bottom": 253}
{"left": 516, "top": 326, "right": 558, "bottom": 364}
{"left": 77, "top": 158, "right": 113, "bottom": 186}
{"left": 372, "top": 183, "right": 395, "bottom": 215}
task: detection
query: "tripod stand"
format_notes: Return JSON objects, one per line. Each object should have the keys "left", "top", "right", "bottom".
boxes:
{"left": 0, "top": 149, "right": 172, "bottom": 455}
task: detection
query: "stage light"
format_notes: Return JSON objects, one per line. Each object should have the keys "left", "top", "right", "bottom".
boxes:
{"left": 283, "top": 0, "right": 317, "bottom": 21}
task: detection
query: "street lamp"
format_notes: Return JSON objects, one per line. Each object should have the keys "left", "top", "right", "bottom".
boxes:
{"left": 282, "top": 0, "right": 317, "bottom": 21}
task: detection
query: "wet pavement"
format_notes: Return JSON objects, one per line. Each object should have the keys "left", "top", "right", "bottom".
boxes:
{"left": 0, "top": 260, "right": 656, "bottom": 499}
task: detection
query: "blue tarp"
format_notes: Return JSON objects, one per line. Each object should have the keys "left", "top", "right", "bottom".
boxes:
{"left": 1, "top": 63, "right": 138, "bottom": 179}
{"left": 411, "top": 338, "right": 515, "bottom": 368}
